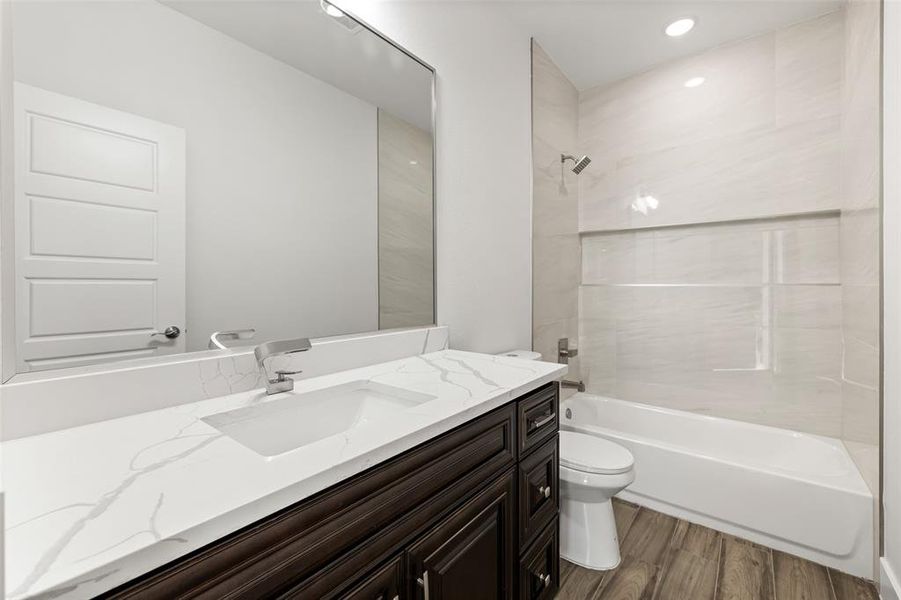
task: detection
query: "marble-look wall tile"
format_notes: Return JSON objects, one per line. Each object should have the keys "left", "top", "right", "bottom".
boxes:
{"left": 842, "top": 381, "right": 880, "bottom": 445}
{"left": 843, "top": 334, "right": 880, "bottom": 389}
{"left": 533, "top": 234, "right": 580, "bottom": 324}
{"left": 773, "top": 327, "right": 842, "bottom": 379}
{"left": 578, "top": 316, "right": 615, "bottom": 393}
{"left": 843, "top": 283, "right": 880, "bottom": 342}
{"left": 651, "top": 226, "right": 764, "bottom": 285}
{"left": 841, "top": 208, "right": 881, "bottom": 286}
{"left": 582, "top": 215, "right": 839, "bottom": 286}
{"left": 773, "top": 220, "right": 841, "bottom": 284}
{"left": 534, "top": 317, "right": 580, "bottom": 383}
{"left": 532, "top": 41, "right": 580, "bottom": 373}
{"left": 839, "top": 0, "right": 881, "bottom": 495}
{"left": 581, "top": 231, "right": 655, "bottom": 284}
{"left": 578, "top": 215, "right": 844, "bottom": 436}
{"left": 773, "top": 9, "right": 843, "bottom": 125}
{"left": 571, "top": 11, "right": 864, "bottom": 440}
{"left": 773, "top": 285, "right": 842, "bottom": 329}
{"left": 377, "top": 109, "right": 434, "bottom": 329}
{"left": 578, "top": 11, "right": 843, "bottom": 233}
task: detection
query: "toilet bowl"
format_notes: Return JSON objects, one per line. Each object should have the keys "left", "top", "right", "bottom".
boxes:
{"left": 559, "top": 430, "right": 635, "bottom": 570}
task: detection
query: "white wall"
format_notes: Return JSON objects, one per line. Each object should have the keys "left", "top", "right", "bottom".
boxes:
{"left": 882, "top": 1, "right": 901, "bottom": 596}
{"left": 335, "top": 0, "right": 533, "bottom": 353}
{"left": 11, "top": 0, "right": 379, "bottom": 353}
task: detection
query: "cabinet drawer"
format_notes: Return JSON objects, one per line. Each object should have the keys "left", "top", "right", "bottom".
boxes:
{"left": 337, "top": 554, "right": 404, "bottom": 600}
{"left": 517, "top": 384, "right": 558, "bottom": 456}
{"left": 518, "top": 436, "right": 558, "bottom": 549}
{"left": 518, "top": 518, "right": 559, "bottom": 600}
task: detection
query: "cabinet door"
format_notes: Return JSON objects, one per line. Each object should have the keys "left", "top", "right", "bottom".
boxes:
{"left": 518, "top": 436, "right": 558, "bottom": 549}
{"left": 407, "top": 472, "right": 515, "bottom": 600}
{"left": 519, "top": 518, "right": 559, "bottom": 600}
{"left": 338, "top": 554, "right": 404, "bottom": 600}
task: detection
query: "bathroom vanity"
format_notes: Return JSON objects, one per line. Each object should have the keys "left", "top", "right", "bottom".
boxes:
{"left": 101, "top": 381, "right": 560, "bottom": 600}
{"left": 0, "top": 1, "right": 566, "bottom": 598}
{"left": 4, "top": 350, "right": 566, "bottom": 599}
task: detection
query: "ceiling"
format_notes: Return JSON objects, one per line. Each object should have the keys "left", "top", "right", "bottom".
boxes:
{"left": 502, "top": 0, "right": 843, "bottom": 90}
{"left": 163, "top": 0, "right": 434, "bottom": 131}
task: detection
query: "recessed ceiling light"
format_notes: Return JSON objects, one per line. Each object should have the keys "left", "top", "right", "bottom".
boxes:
{"left": 321, "top": 0, "right": 344, "bottom": 18}
{"left": 684, "top": 76, "right": 705, "bottom": 88}
{"left": 665, "top": 18, "right": 695, "bottom": 37}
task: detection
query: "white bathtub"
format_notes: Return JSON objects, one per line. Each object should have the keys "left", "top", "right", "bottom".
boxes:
{"left": 562, "top": 393, "right": 874, "bottom": 578}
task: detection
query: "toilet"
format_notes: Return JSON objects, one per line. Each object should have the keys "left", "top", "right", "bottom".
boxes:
{"left": 559, "top": 430, "right": 635, "bottom": 570}
{"left": 497, "top": 351, "right": 636, "bottom": 569}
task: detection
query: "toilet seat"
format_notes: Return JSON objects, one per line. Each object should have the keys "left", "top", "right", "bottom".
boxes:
{"left": 560, "top": 430, "right": 634, "bottom": 475}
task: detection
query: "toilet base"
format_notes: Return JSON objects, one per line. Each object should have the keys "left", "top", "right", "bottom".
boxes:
{"left": 560, "top": 496, "right": 621, "bottom": 571}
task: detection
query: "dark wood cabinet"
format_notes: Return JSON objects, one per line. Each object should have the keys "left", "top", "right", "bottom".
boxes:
{"left": 336, "top": 553, "right": 404, "bottom": 600}
{"left": 517, "top": 384, "right": 558, "bottom": 455}
{"left": 518, "top": 436, "right": 558, "bottom": 549}
{"left": 101, "top": 382, "right": 560, "bottom": 600}
{"left": 519, "top": 519, "right": 560, "bottom": 600}
{"left": 408, "top": 472, "right": 515, "bottom": 600}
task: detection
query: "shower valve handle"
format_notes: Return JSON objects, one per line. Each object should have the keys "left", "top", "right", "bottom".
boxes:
{"left": 558, "top": 337, "right": 578, "bottom": 363}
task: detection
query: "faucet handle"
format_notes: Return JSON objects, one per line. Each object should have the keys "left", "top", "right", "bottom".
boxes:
{"left": 274, "top": 369, "right": 302, "bottom": 378}
{"left": 255, "top": 337, "right": 312, "bottom": 395}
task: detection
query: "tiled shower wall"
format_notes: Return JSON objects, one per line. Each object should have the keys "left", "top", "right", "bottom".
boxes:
{"left": 577, "top": 11, "right": 847, "bottom": 437}
{"left": 573, "top": 3, "right": 880, "bottom": 477}
{"left": 840, "top": 0, "right": 881, "bottom": 493}
{"left": 580, "top": 215, "right": 843, "bottom": 436}
{"left": 378, "top": 109, "right": 435, "bottom": 329}
{"left": 532, "top": 42, "right": 580, "bottom": 382}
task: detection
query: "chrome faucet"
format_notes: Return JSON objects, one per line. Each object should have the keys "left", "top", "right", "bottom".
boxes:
{"left": 254, "top": 337, "right": 312, "bottom": 395}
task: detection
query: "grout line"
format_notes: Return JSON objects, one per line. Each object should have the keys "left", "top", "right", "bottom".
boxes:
{"left": 649, "top": 516, "right": 684, "bottom": 600}
{"left": 593, "top": 505, "right": 642, "bottom": 599}
{"left": 620, "top": 503, "right": 639, "bottom": 541}
{"left": 712, "top": 536, "right": 724, "bottom": 600}
{"left": 826, "top": 568, "right": 839, "bottom": 600}
{"left": 769, "top": 549, "right": 777, "bottom": 600}
{"left": 577, "top": 208, "right": 840, "bottom": 236}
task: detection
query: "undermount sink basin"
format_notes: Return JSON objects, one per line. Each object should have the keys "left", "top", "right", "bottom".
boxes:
{"left": 202, "top": 380, "right": 437, "bottom": 457}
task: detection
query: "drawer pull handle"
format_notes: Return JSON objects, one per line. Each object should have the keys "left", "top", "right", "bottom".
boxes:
{"left": 529, "top": 412, "right": 556, "bottom": 431}
{"left": 538, "top": 485, "right": 551, "bottom": 498}
{"left": 417, "top": 571, "right": 430, "bottom": 600}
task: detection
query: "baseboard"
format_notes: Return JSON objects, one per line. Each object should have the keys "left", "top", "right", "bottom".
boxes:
{"left": 882, "top": 558, "right": 901, "bottom": 600}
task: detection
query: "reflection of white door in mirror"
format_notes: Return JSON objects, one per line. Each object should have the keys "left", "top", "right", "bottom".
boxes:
{"left": 13, "top": 83, "right": 186, "bottom": 371}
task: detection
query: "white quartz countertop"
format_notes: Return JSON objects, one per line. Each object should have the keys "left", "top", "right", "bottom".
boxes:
{"left": 3, "top": 350, "right": 566, "bottom": 599}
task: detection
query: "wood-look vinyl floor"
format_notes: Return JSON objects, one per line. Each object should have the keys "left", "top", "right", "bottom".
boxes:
{"left": 556, "top": 500, "right": 878, "bottom": 600}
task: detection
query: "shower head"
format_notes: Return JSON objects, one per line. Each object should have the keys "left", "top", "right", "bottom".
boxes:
{"left": 561, "top": 154, "right": 591, "bottom": 174}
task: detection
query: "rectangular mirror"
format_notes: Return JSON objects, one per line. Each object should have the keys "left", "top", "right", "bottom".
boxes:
{"left": 6, "top": 0, "right": 435, "bottom": 376}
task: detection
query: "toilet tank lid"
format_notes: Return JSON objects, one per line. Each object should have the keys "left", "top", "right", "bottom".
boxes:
{"left": 560, "top": 430, "right": 634, "bottom": 475}
{"left": 497, "top": 350, "right": 542, "bottom": 361}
